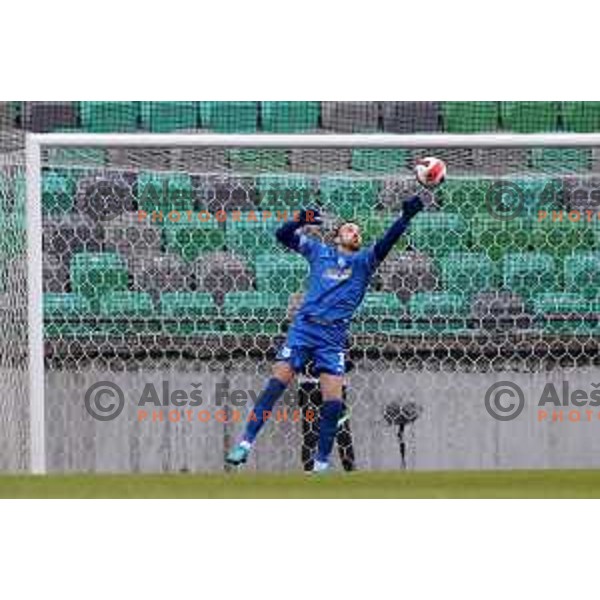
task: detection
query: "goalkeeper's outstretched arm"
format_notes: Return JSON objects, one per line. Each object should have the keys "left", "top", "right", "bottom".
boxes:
{"left": 373, "top": 196, "right": 424, "bottom": 263}
{"left": 275, "top": 209, "right": 321, "bottom": 252}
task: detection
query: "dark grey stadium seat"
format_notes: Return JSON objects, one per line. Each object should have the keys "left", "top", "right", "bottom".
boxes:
{"left": 193, "top": 251, "right": 254, "bottom": 305}
{"left": 75, "top": 172, "right": 137, "bottom": 221}
{"left": 474, "top": 149, "right": 530, "bottom": 175}
{"left": 563, "top": 175, "right": 600, "bottom": 212}
{"left": 106, "top": 148, "right": 171, "bottom": 171}
{"left": 103, "top": 212, "right": 162, "bottom": 259}
{"left": 470, "top": 291, "right": 531, "bottom": 331}
{"left": 22, "top": 102, "right": 79, "bottom": 132}
{"left": 43, "top": 255, "right": 71, "bottom": 293}
{"left": 321, "top": 102, "right": 380, "bottom": 132}
{"left": 381, "top": 102, "right": 441, "bottom": 133}
{"left": 43, "top": 215, "right": 105, "bottom": 261}
{"left": 170, "top": 148, "right": 228, "bottom": 173}
{"left": 373, "top": 251, "right": 438, "bottom": 302}
{"left": 289, "top": 149, "right": 351, "bottom": 173}
{"left": 194, "top": 175, "right": 258, "bottom": 212}
{"left": 131, "top": 254, "right": 195, "bottom": 302}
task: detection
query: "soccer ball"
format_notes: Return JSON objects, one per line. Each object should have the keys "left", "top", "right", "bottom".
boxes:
{"left": 414, "top": 157, "right": 447, "bottom": 188}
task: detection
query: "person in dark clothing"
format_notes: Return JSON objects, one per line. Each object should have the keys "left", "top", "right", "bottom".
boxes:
{"left": 297, "top": 360, "right": 356, "bottom": 472}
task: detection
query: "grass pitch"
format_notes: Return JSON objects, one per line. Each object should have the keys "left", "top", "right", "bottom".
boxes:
{"left": 1, "top": 470, "right": 600, "bottom": 498}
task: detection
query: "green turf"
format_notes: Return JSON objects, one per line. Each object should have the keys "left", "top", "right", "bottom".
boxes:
{"left": 1, "top": 470, "right": 600, "bottom": 498}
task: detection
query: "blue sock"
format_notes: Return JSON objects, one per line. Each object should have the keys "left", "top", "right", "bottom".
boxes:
{"left": 243, "top": 378, "right": 288, "bottom": 444}
{"left": 316, "top": 399, "right": 344, "bottom": 464}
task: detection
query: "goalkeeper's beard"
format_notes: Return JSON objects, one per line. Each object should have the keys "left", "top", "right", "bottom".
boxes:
{"left": 337, "top": 234, "right": 362, "bottom": 252}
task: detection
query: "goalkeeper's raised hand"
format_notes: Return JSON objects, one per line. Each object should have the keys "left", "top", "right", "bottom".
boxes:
{"left": 402, "top": 196, "right": 424, "bottom": 220}
{"left": 298, "top": 208, "right": 323, "bottom": 226}
{"left": 276, "top": 208, "right": 322, "bottom": 251}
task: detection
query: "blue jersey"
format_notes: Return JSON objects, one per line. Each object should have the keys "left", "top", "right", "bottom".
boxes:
{"left": 295, "top": 234, "right": 378, "bottom": 324}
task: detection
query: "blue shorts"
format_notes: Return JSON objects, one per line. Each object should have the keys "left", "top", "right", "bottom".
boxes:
{"left": 276, "top": 316, "right": 349, "bottom": 376}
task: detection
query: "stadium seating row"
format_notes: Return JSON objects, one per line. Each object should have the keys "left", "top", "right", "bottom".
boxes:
{"left": 36, "top": 170, "right": 600, "bottom": 225}
{"left": 12, "top": 102, "right": 600, "bottom": 134}
{"left": 35, "top": 206, "right": 600, "bottom": 274}
{"left": 36, "top": 249, "right": 600, "bottom": 307}
{"left": 42, "top": 287, "right": 600, "bottom": 337}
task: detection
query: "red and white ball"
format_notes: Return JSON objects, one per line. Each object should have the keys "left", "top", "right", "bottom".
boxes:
{"left": 414, "top": 157, "right": 447, "bottom": 188}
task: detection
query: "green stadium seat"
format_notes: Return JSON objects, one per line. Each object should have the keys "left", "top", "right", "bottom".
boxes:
{"left": 79, "top": 102, "right": 139, "bottom": 132}
{"left": 440, "top": 252, "right": 496, "bottom": 297}
{"left": 163, "top": 219, "right": 225, "bottom": 262}
{"left": 470, "top": 216, "right": 533, "bottom": 262}
{"left": 586, "top": 298, "right": 600, "bottom": 332}
{"left": 435, "top": 177, "right": 491, "bottom": 217}
{"left": 564, "top": 252, "right": 600, "bottom": 299}
{"left": 409, "top": 292, "right": 468, "bottom": 332}
{"left": 255, "top": 253, "right": 308, "bottom": 294}
{"left": 562, "top": 102, "right": 600, "bottom": 133}
{"left": 137, "top": 172, "right": 194, "bottom": 214}
{"left": 45, "top": 138, "right": 107, "bottom": 167}
{"left": 358, "top": 212, "right": 396, "bottom": 247}
{"left": 530, "top": 148, "right": 591, "bottom": 173}
{"left": 99, "top": 291, "right": 154, "bottom": 316}
{"left": 44, "top": 292, "right": 92, "bottom": 315}
{"left": 223, "top": 292, "right": 288, "bottom": 334}
{"left": 354, "top": 293, "right": 407, "bottom": 333}
{"left": 409, "top": 213, "right": 468, "bottom": 256}
{"left": 502, "top": 253, "right": 557, "bottom": 303}
{"left": 261, "top": 102, "right": 320, "bottom": 133}
{"left": 319, "top": 175, "right": 380, "bottom": 220}
{"left": 227, "top": 149, "right": 289, "bottom": 173}
{"left": 500, "top": 102, "right": 559, "bottom": 133}
{"left": 351, "top": 149, "right": 410, "bottom": 173}
{"left": 256, "top": 174, "right": 317, "bottom": 209}
{"left": 225, "top": 211, "right": 286, "bottom": 259}
{"left": 442, "top": 102, "right": 499, "bottom": 133}
{"left": 533, "top": 292, "right": 589, "bottom": 334}
{"left": 42, "top": 170, "right": 76, "bottom": 215}
{"left": 532, "top": 218, "right": 596, "bottom": 260}
{"left": 44, "top": 293, "right": 93, "bottom": 338}
{"left": 140, "top": 102, "right": 199, "bottom": 132}
{"left": 160, "top": 292, "right": 221, "bottom": 335}
{"left": 502, "top": 177, "right": 563, "bottom": 219}
{"left": 70, "top": 253, "right": 129, "bottom": 298}
{"left": 199, "top": 102, "right": 258, "bottom": 133}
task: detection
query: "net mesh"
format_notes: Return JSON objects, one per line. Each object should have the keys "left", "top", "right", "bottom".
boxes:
{"left": 0, "top": 154, "right": 29, "bottom": 470}
{"left": 5, "top": 100, "right": 600, "bottom": 472}
{"left": 30, "top": 142, "right": 600, "bottom": 472}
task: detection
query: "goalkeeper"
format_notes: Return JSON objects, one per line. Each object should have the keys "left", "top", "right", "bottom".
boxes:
{"left": 226, "top": 195, "right": 424, "bottom": 472}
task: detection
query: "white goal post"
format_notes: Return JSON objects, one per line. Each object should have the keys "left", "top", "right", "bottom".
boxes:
{"left": 23, "top": 131, "right": 600, "bottom": 475}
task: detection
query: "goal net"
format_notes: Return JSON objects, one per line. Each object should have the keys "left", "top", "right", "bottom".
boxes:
{"left": 10, "top": 133, "right": 600, "bottom": 473}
